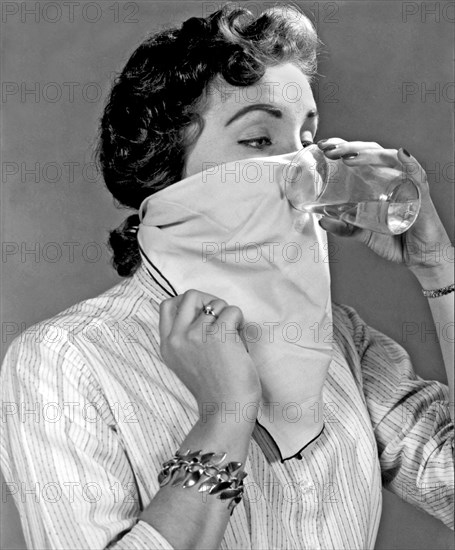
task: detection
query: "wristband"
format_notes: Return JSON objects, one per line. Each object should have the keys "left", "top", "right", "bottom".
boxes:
{"left": 158, "top": 449, "right": 247, "bottom": 515}
{"left": 422, "top": 283, "right": 454, "bottom": 298}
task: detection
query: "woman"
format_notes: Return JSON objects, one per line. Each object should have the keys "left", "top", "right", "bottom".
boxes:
{"left": 1, "top": 4, "right": 453, "bottom": 549}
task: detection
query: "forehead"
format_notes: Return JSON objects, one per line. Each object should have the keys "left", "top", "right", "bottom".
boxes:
{"left": 204, "top": 63, "right": 316, "bottom": 119}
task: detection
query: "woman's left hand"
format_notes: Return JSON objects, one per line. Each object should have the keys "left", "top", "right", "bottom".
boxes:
{"left": 316, "top": 138, "right": 453, "bottom": 280}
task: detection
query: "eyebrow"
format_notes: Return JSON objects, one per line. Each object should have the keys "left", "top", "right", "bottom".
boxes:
{"left": 224, "top": 103, "right": 319, "bottom": 127}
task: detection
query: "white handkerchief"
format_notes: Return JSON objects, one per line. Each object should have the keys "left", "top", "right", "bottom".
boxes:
{"left": 138, "top": 152, "right": 333, "bottom": 460}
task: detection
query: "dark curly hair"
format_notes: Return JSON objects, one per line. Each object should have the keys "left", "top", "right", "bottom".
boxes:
{"left": 97, "top": 3, "right": 320, "bottom": 277}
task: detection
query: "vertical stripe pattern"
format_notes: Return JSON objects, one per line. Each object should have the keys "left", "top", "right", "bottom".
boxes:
{"left": 1, "top": 262, "right": 453, "bottom": 549}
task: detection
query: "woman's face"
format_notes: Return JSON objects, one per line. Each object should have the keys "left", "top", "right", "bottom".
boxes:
{"left": 184, "top": 62, "right": 319, "bottom": 177}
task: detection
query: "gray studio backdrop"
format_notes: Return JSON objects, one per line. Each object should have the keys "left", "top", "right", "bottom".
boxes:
{"left": 1, "top": 1, "right": 454, "bottom": 549}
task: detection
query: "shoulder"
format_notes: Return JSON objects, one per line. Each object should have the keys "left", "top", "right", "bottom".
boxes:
{"left": 332, "top": 300, "right": 411, "bottom": 358}
{"left": 1, "top": 272, "right": 161, "bottom": 391}
{"left": 331, "top": 301, "right": 415, "bottom": 383}
{"left": 332, "top": 302, "right": 419, "bottom": 391}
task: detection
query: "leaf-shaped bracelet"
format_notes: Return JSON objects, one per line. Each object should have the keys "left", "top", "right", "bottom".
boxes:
{"left": 158, "top": 449, "right": 248, "bottom": 515}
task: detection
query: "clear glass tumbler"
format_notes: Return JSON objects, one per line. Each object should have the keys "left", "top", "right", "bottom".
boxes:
{"left": 284, "top": 144, "right": 421, "bottom": 235}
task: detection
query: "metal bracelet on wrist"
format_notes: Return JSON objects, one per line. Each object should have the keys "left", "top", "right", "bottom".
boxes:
{"left": 158, "top": 449, "right": 248, "bottom": 515}
{"left": 422, "top": 283, "right": 454, "bottom": 298}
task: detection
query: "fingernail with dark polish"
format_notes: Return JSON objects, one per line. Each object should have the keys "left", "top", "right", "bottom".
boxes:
{"left": 341, "top": 152, "right": 359, "bottom": 160}
{"left": 402, "top": 148, "right": 411, "bottom": 157}
{"left": 322, "top": 144, "right": 338, "bottom": 151}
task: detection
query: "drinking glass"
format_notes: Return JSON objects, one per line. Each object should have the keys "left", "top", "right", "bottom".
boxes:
{"left": 284, "top": 144, "right": 421, "bottom": 235}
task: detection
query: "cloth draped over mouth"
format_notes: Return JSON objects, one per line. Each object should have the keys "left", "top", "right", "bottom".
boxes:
{"left": 138, "top": 152, "right": 333, "bottom": 461}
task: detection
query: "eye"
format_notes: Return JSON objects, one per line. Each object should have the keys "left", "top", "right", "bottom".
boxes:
{"left": 301, "top": 139, "right": 314, "bottom": 148}
{"left": 237, "top": 136, "right": 272, "bottom": 150}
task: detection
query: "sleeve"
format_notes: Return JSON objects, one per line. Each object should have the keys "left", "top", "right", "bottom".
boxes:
{"left": 0, "top": 327, "right": 175, "bottom": 550}
{"left": 336, "top": 304, "right": 454, "bottom": 530}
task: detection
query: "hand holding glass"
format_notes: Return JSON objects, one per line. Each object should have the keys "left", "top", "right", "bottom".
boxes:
{"left": 284, "top": 145, "right": 421, "bottom": 235}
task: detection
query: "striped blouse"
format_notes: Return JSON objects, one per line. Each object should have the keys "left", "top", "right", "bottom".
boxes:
{"left": 1, "top": 262, "right": 453, "bottom": 550}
